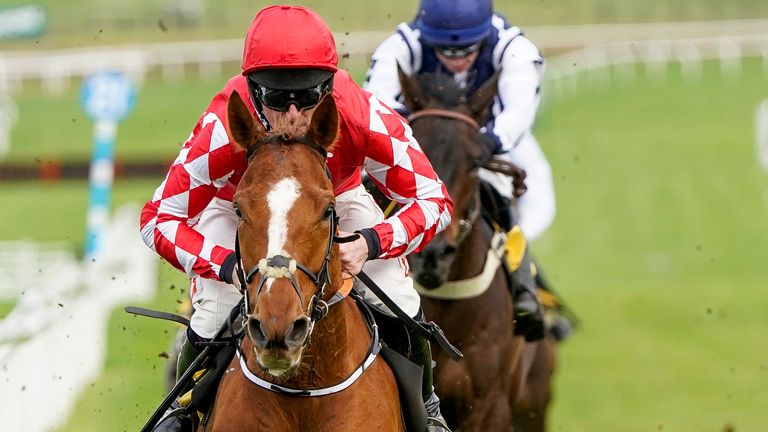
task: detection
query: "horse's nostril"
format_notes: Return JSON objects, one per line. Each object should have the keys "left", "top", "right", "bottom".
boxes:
{"left": 285, "top": 317, "right": 311, "bottom": 349}
{"left": 443, "top": 244, "right": 457, "bottom": 256}
{"left": 247, "top": 317, "right": 268, "bottom": 348}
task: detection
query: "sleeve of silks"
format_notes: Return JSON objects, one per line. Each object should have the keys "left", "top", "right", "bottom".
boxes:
{"left": 490, "top": 35, "right": 545, "bottom": 153}
{"left": 139, "top": 89, "right": 243, "bottom": 281}
{"left": 362, "top": 94, "right": 453, "bottom": 259}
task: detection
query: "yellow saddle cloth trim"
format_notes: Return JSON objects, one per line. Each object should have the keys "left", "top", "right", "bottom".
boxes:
{"left": 178, "top": 368, "right": 208, "bottom": 407}
{"left": 537, "top": 287, "right": 560, "bottom": 310}
{"left": 504, "top": 225, "right": 527, "bottom": 272}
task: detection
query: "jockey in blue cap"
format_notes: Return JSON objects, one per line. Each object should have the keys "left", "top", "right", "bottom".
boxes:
{"left": 365, "top": 0, "right": 556, "bottom": 342}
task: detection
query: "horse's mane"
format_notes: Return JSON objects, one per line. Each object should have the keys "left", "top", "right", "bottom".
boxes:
{"left": 246, "top": 133, "right": 329, "bottom": 161}
{"left": 242, "top": 109, "right": 337, "bottom": 161}
{"left": 269, "top": 112, "right": 311, "bottom": 137}
{"left": 416, "top": 72, "right": 471, "bottom": 107}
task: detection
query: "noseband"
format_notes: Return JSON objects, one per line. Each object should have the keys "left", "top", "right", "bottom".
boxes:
{"left": 233, "top": 158, "right": 337, "bottom": 345}
{"left": 234, "top": 210, "right": 336, "bottom": 321}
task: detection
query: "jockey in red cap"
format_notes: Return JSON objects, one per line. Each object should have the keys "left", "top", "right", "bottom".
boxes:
{"left": 142, "top": 5, "right": 452, "bottom": 431}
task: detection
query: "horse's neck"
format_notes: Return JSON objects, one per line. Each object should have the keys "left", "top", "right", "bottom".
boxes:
{"left": 244, "top": 299, "right": 368, "bottom": 387}
{"left": 448, "top": 219, "right": 493, "bottom": 281}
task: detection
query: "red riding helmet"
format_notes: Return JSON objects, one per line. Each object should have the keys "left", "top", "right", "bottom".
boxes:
{"left": 242, "top": 5, "right": 338, "bottom": 76}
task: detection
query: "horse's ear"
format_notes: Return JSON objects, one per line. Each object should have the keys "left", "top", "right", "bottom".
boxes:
{"left": 397, "top": 63, "right": 428, "bottom": 112}
{"left": 468, "top": 71, "right": 500, "bottom": 120}
{"left": 227, "top": 89, "right": 266, "bottom": 151}
{"left": 306, "top": 93, "right": 339, "bottom": 150}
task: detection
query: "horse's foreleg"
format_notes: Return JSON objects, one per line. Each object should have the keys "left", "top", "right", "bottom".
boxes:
{"left": 450, "top": 337, "right": 521, "bottom": 432}
{"left": 511, "top": 336, "right": 557, "bottom": 432}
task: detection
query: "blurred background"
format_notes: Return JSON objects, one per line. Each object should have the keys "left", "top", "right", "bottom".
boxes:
{"left": 0, "top": 0, "right": 766, "bottom": 431}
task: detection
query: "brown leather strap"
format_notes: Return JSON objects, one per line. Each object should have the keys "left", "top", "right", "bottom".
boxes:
{"left": 407, "top": 109, "right": 480, "bottom": 130}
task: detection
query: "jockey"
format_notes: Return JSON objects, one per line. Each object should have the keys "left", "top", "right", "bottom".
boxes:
{"left": 140, "top": 5, "right": 452, "bottom": 432}
{"left": 364, "top": 0, "right": 553, "bottom": 341}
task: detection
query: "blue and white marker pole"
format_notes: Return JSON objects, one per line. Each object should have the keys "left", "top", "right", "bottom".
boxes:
{"left": 80, "top": 71, "right": 136, "bottom": 261}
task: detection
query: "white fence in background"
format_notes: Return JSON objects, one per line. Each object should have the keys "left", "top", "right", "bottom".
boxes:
{"left": 0, "top": 93, "right": 17, "bottom": 157}
{"left": 2, "top": 19, "right": 768, "bottom": 94}
{"left": 0, "top": 205, "right": 158, "bottom": 432}
{"left": 0, "top": 31, "right": 390, "bottom": 93}
{"left": 0, "top": 241, "right": 80, "bottom": 300}
{"left": 757, "top": 100, "right": 768, "bottom": 172}
{"left": 544, "top": 33, "right": 768, "bottom": 94}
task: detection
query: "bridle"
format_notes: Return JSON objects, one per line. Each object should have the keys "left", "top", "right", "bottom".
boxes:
{"left": 233, "top": 207, "right": 336, "bottom": 342}
{"left": 234, "top": 138, "right": 338, "bottom": 345}
{"left": 408, "top": 108, "right": 484, "bottom": 246}
{"left": 230, "top": 138, "right": 384, "bottom": 397}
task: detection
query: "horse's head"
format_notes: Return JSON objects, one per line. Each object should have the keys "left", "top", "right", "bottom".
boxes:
{"left": 398, "top": 66, "right": 499, "bottom": 288}
{"left": 227, "top": 90, "right": 341, "bottom": 376}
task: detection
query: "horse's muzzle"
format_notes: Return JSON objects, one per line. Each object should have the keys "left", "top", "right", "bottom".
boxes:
{"left": 247, "top": 316, "right": 311, "bottom": 350}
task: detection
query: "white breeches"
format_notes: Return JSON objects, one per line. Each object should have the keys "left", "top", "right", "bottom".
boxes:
{"left": 478, "top": 133, "right": 556, "bottom": 241}
{"left": 188, "top": 185, "right": 420, "bottom": 339}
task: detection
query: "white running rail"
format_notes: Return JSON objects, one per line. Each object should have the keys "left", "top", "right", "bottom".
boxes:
{"left": 2, "top": 19, "right": 768, "bottom": 94}
{"left": 0, "top": 204, "right": 158, "bottom": 432}
{"left": 757, "top": 99, "right": 768, "bottom": 172}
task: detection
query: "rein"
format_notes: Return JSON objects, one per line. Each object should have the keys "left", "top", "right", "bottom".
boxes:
{"left": 408, "top": 109, "right": 524, "bottom": 179}
{"left": 407, "top": 108, "right": 480, "bottom": 131}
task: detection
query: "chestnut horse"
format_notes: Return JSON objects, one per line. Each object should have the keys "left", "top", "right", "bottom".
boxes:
{"left": 398, "top": 70, "right": 557, "bottom": 432}
{"left": 206, "top": 91, "right": 403, "bottom": 431}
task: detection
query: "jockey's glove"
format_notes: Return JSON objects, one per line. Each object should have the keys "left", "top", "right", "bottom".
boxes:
{"left": 219, "top": 252, "right": 242, "bottom": 290}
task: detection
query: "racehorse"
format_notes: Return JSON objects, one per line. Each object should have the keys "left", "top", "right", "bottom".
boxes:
{"left": 206, "top": 90, "right": 403, "bottom": 431}
{"left": 397, "top": 69, "right": 557, "bottom": 431}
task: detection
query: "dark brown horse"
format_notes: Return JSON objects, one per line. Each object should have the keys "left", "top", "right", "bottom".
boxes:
{"left": 207, "top": 91, "right": 403, "bottom": 431}
{"left": 398, "top": 70, "right": 557, "bottom": 432}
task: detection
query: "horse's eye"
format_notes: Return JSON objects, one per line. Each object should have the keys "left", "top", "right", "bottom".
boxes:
{"left": 322, "top": 205, "right": 334, "bottom": 221}
{"left": 233, "top": 203, "right": 243, "bottom": 219}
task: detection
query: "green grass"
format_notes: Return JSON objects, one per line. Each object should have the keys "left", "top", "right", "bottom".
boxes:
{"left": 0, "top": 301, "right": 13, "bottom": 318}
{"left": 6, "top": 79, "right": 224, "bottom": 164}
{"left": 4, "top": 64, "right": 371, "bottom": 164}
{"left": 1, "top": 59, "right": 767, "bottom": 430}
{"left": 0, "top": 179, "right": 157, "bottom": 245}
{"left": 532, "top": 59, "right": 768, "bottom": 430}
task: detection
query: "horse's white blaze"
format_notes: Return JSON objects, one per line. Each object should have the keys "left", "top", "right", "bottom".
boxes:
{"left": 264, "top": 178, "right": 301, "bottom": 293}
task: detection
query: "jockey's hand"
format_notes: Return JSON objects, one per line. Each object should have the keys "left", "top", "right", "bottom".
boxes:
{"left": 511, "top": 166, "right": 528, "bottom": 199}
{"left": 221, "top": 252, "right": 244, "bottom": 291}
{"left": 338, "top": 230, "right": 369, "bottom": 278}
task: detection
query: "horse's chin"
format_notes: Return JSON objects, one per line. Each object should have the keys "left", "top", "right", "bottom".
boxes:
{"left": 254, "top": 348, "right": 302, "bottom": 377}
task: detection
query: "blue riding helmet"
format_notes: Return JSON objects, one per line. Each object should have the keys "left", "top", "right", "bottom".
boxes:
{"left": 414, "top": 0, "right": 493, "bottom": 47}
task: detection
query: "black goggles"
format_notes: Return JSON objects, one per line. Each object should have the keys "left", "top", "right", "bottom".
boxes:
{"left": 249, "top": 79, "right": 332, "bottom": 112}
{"left": 434, "top": 42, "right": 483, "bottom": 58}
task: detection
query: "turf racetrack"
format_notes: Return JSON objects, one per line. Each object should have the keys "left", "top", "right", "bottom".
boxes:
{"left": 1, "top": 57, "right": 766, "bottom": 431}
